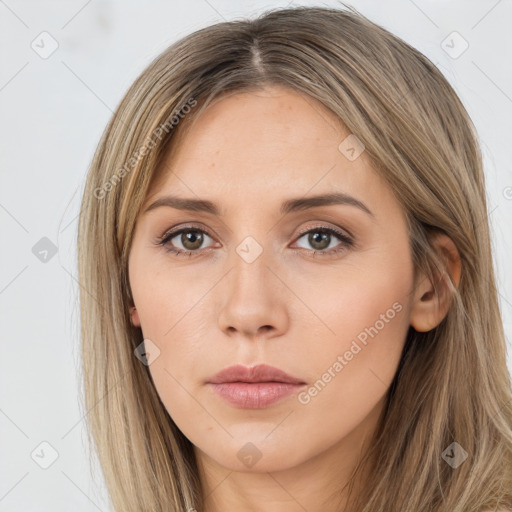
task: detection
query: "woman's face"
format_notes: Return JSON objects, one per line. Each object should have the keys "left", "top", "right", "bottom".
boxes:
{"left": 128, "top": 85, "right": 416, "bottom": 473}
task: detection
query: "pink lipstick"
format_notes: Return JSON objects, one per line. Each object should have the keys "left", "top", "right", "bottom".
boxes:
{"left": 207, "top": 364, "right": 306, "bottom": 409}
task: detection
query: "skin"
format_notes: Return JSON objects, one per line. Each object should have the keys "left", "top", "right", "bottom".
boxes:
{"left": 128, "top": 85, "right": 461, "bottom": 512}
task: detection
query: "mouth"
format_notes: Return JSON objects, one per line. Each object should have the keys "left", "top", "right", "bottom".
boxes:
{"left": 206, "top": 364, "right": 306, "bottom": 409}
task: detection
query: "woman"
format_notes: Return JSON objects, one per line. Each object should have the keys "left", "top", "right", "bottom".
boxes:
{"left": 77, "top": 5, "right": 512, "bottom": 511}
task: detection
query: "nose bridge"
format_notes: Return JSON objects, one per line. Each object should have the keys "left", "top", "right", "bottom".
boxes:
{"left": 228, "top": 233, "right": 273, "bottom": 297}
{"left": 235, "top": 234, "right": 267, "bottom": 267}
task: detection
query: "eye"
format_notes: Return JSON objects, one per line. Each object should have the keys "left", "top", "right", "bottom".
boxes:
{"left": 292, "top": 225, "right": 354, "bottom": 257}
{"left": 157, "top": 226, "right": 216, "bottom": 257}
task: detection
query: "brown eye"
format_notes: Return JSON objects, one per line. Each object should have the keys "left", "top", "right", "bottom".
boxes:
{"left": 180, "top": 230, "right": 204, "bottom": 250}
{"left": 160, "top": 228, "right": 215, "bottom": 255}
{"left": 307, "top": 231, "right": 331, "bottom": 250}
{"left": 292, "top": 225, "right": 354, "bottom": 257}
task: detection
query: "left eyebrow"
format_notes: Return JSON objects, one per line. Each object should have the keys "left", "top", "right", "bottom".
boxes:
{"left": 280, "top": 192, "right": 374, "bottom": 218}
{"left": 143, "top": 192, "right": 374, "bottom": 219}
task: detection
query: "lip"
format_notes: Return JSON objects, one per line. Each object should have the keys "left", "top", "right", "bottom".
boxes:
{"left": 207, "top": 364, "right": 306, "bottom": 409}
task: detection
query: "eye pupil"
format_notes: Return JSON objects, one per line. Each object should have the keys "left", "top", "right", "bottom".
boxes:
{"left": 182, "top": 231, "right": 203, "bottom": 250}
{"left": 309, "top": 231, "right": 330, "bottom": 250}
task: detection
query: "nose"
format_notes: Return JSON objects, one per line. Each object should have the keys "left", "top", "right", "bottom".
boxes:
{"left": 217, "top": 245, "right": 289, "bottom": 341}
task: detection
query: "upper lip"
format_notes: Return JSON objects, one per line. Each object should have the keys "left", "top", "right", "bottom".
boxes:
{"left": 208, "top": 364, "right": 306, "bottom": 385}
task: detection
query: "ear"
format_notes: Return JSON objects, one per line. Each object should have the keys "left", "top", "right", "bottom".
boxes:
{"left": 410, "top": 232, "right": 461, "bottom": 332}
{"left": 130, "top": 305, "right": 141, "bottom": 328}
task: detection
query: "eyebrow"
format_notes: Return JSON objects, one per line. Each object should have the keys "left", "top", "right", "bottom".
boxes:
{"left": 143, "top": 192, "right": 374, "bottom": 218}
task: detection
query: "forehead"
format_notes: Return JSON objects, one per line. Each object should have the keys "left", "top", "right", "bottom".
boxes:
{"left": 144, "top": 86, "right": 399, "bottom": 219}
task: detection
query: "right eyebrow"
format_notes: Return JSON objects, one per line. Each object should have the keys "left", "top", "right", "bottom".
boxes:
{"left": 143, "top": 195, "right": 219, "bottom": 215}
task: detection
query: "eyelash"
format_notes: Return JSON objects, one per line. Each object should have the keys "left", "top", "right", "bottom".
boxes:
{"left": 156, "top": 224, "right": 354, "bottom": 258}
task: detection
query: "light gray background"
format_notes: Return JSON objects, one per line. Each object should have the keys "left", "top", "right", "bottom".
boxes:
{"left": 1, "top": 0, "right": 511, "bottom": 510}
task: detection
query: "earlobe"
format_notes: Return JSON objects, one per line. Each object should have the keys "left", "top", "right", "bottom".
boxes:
{"left": 130, "top": 306, "right": 141, "bottom": 328}
{"left": 409, "top": 232, "right": 461, "bottom": 333}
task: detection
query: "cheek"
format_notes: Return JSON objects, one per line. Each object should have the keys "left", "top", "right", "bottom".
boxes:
{"left": 312, "top": 236, "right": 412, "bottom": 353}
{"left": 291, "top": 251, "right": 412, "bottom": 430}
{"left": 129, "top": 252, "right": 213, "bottom": 409}
{"left": 130, "top": 253, "right": 211, "bottom": 343}
{"left": 131, "top": 259, "right": 218, "bottom": 366}
{"left": 134, "top": 267, "right": 215, "bottom": 440}
{"left": 257, "top": 289, "right": 408, "bottom": 471}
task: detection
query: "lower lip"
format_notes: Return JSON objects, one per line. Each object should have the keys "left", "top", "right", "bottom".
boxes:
{"left": 208, "top": 382, "right": 304, "bottom": 409}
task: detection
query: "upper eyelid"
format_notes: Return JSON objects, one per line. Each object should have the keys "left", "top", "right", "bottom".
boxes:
{"left": 294, "top": 223, "right": 352, "bottom": 240}
{"left": 160, "top": 223, "right": 214, "bottom": 241}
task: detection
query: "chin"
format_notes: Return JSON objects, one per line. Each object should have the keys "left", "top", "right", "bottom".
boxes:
{"left": 196, "top": 437, "right": 310, "bottom": 473}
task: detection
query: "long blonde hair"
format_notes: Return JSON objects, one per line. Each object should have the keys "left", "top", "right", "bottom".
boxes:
{"left": 77, "top": 5, "right": 512, "bottom": 511}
